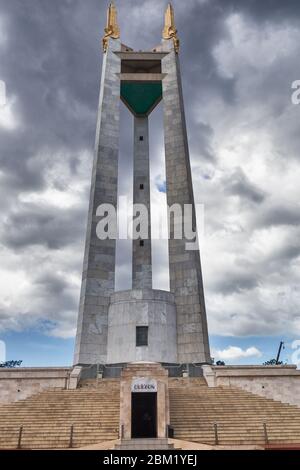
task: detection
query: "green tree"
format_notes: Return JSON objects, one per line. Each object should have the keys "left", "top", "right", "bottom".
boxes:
{"left": 0, "top": 360, "right": 23, "bottom": 368}
{"left": 263, "top": 358, "right": 283, "bottom": 366}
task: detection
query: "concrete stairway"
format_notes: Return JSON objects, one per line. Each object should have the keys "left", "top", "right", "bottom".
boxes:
{"left": 0, "top": 379, "right": 120, "bottom": 449}
{"left": 115, "top": 438, "right": 173, "bottom": 450}
{"left": 2, "top": 374, "right": 299, "bottom": 449}
{"left": 169, "top": 377, "right": 300, "bottom": 446}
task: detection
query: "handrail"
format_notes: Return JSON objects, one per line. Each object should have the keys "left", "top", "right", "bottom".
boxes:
{"left": 263, "top": 422, "right": 269, "bottom": 444}
{"left": 17, "top": 425, "right": 23, "bottom": 449}
{"left": 214, "top": 422, "right": 219, "bottom": 445}
{"left": 79, "top": 363, "right": 127, "bottom": 380}
{"left": 69, "top": 424, "right": 74, "bottom": 448}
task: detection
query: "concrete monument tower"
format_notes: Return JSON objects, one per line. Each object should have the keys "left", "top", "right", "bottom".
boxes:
{"left": 74, "top": 3, "right": 211, "bottom": 367}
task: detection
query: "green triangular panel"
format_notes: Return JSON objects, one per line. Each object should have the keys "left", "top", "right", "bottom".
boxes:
{"left": 121, "top": 82, "right": 162, "bottom": 116}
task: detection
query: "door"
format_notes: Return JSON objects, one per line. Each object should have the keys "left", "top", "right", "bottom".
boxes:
{"left": 131, "top": 392, "right": 157, "bottom": 438}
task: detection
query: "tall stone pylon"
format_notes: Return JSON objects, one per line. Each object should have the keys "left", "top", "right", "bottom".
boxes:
{"left": 132, "top": 116, "right": 152, "bottom": 290}
{"left": 161, "top": 4, "right": 210, "bottom": 363}
{"left": 74, "top": 3, "right": 211, "bottom": 366}
{"left": 74, "top": 3, "right": 121, "bottom": 365}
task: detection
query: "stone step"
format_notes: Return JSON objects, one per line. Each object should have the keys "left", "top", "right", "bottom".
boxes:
{"left": 0, "top": 380, "right": 120, "bottom": 450}
{"left": 170, "top": 381, "right": 300, "bottom": 446}
{"left": 115, "top": 444, "right": 174, "bottom": 450}
{"left": 115, "top": 438, "right": 173, "bottom": 450}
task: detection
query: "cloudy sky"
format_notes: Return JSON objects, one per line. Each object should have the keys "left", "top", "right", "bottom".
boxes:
{"left": 0, "top": 0, "right": 300, "bottom": 366}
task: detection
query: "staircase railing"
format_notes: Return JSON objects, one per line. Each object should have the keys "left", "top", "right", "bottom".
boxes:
{"left": 17, "top": 425, "right": 23, "bottom": 449}
{"left": 209, "top": 421, "right": 271, "bottom": 446}
{"left": 214, "top": 422, "right": 219, "bottom": 445}
{"left": 69, "top": 424, "right": 74, "bottom": 448}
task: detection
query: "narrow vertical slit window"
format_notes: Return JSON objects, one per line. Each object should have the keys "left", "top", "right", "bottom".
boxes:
{"left": 136, "top": 326, "right": 148, "bottom": 347}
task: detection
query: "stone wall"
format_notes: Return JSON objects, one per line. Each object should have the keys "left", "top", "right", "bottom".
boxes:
{"left": 0, "top": 367, "right": 71, "bottom": 404}
{"left": 203, "top": 365, "right": 300, "bottom": 407}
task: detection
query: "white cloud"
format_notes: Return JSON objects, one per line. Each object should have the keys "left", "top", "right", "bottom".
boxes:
{"left": 1, "top": 2, "right": 300, "bottom": 345}
{"left": 189, "top": 11, "right": 300, "bottom": 339}
{"left": 0, "top": 148, "right": 91, "bottom": 338}
{"left": 20, "top": 148, "right": 92, "bottom": 209}
{"left": 0, "top": 243, "right": 82, "bottom": 337}
{"left": 214, "top": 13, "right": 300, "bottom": 78}
{"left": 212, "top": 346, "right": 262, "bottom": 361}
{"left": 0, "top": 340, "right": 6, "bottom": 362}
{"left": 0, "top": 94, "right": 19, "bottom": 130}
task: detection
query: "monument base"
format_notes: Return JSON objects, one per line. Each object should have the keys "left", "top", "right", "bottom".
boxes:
{"left": 107, "top": 289, "right": 177, "bottom": 364}
{"left": 0, "top": 363, "right": 300, "bottom": 449}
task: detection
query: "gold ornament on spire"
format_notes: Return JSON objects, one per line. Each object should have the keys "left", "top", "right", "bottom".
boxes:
{"left": 162, "top": 3, "right": 179, "bottom": 53}
{"left": 102, "top": 2, "right": 120, "bottom": 53}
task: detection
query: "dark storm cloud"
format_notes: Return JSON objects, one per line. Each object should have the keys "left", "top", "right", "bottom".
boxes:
{"left": 33, "top": 269, "right": 79, "bottom": 316}
{"left": 1, "top": 201, "right": 87, "bottom": 250}
{"left": 0, "top": 0, "right": 300, "bottom": 338}
{"left": 0, "top": 132, "right": 44, "bottom": 191}
{"left": 160, "top": 0, "right": 239, "bottom": 141}
{"left": 0, "top": 0, "right": 105, "bottom": 194}
{"left": 225, "top": 168, "right": 266, "bottom": 204}
{"left": 257, "top": 204, "right": 300, "bottom": 228}
{"left": 35, "top": 272, "right": 70, "bottom": 296}
{"left": 189, "top": 122, "right": 216, "bottom": 163}
{"left": 276, "top": 241, "right": 300, "bottom": 263}
{"left": 1, "top": 0, "right": 299, "bottom": 195}
{"left": 228, "top": 0, "right": 300, "bottom": 24}
{"left": 213, "top": 272, "right": 258, "bottom": 295}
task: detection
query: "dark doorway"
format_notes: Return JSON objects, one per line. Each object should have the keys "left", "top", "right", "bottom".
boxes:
{"left": 131, "top": 392, "right": 157, "bottom": 438}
